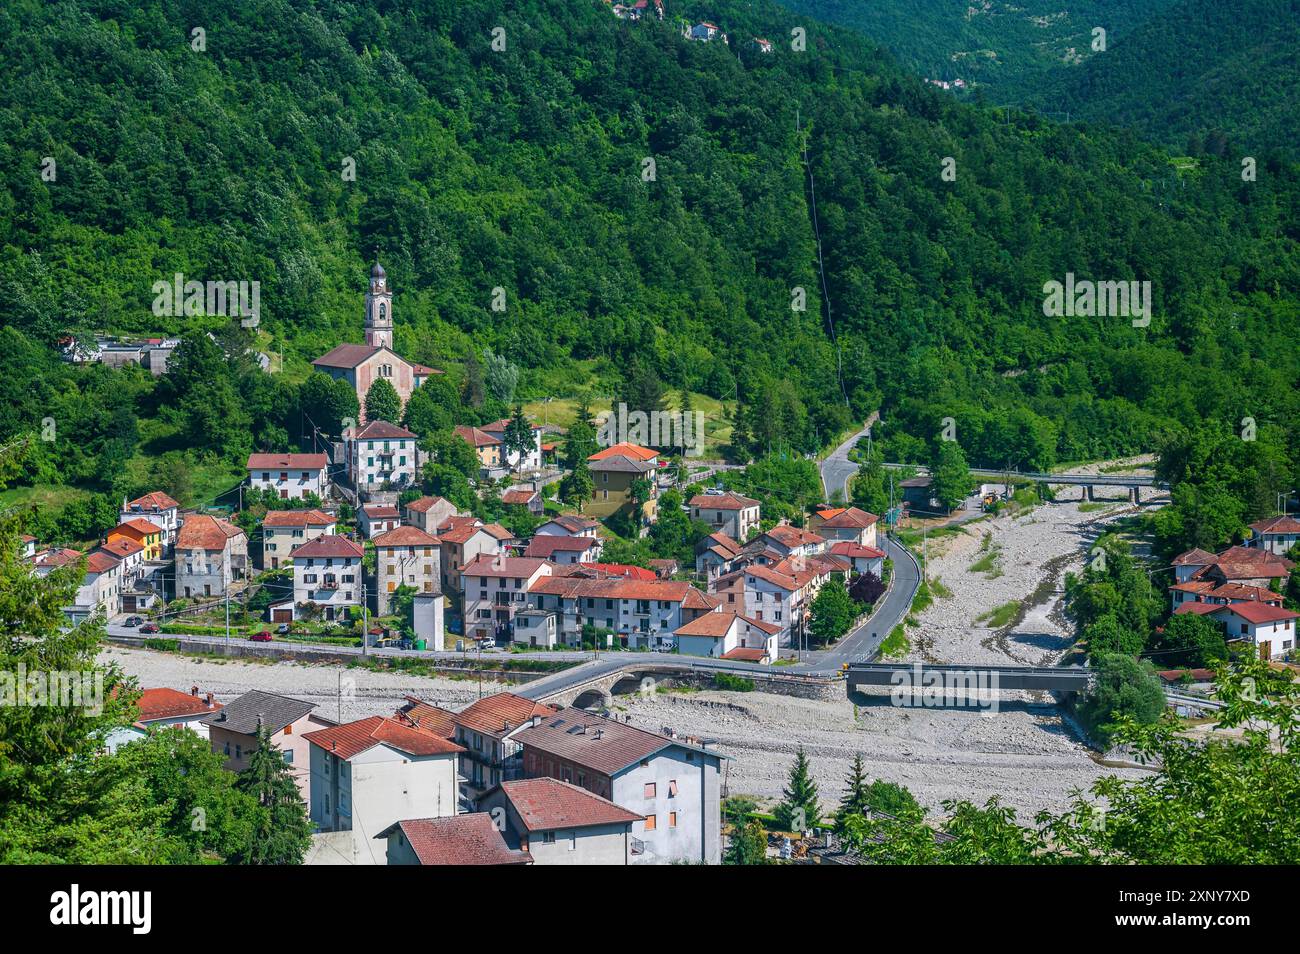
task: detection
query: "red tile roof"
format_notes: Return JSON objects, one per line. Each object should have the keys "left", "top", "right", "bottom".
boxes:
{"left": 524, "top": 535, "right": 601, "bottom": 558}
{"left": 312, "top": 343, "right": 381, "bottom": 369}
{"left": 829, "top": 541, "right": 886, "bottom": 559}
{"left": 302, "top": 715, "right": 463, "bottom": 760}
{"left": 292, "top": 535, "right": 364, "bottom": 560}
{"left": 528, "top": 574, "right": 710, "bottom": 604}
{"left": 406, "top": 496, "right": 452, "bottom": 513}
{"left": 395, "top": 696, "right": 457, "bottom": 739}
{"left": 577, "top": 563, "right": 657, "bottom": 581}
{"left": 588, "top": 441, "right": 657, "bottom": 462}
{"left": 353, "top": 420, "right": 415, "bottom": 440}
{"left": 177, "top": 514, "right": 244, "bottom": 551}
{"left": 262, "top": 509, "right": 336, "bottom": 528}
{"left": 461, "top": 554, "right": 551, "bottom": 580}
{"left": 381, "top": 815, "right": 531, "bottom": 866}
{"left": 1210, "top": 602, "right": 1299, "bottom": 624}
{"left": 765, "top": 524, "right": 824, "bottom": 548}
{"left": 454, "top": 692, "right": 558, "bottom": 738}
{"left": 98, "top": 538, "right": 143, "bottom": 559}
{"left": 689, "top": 491, "right": 760, "bottom": 511}
{"left": 1250, "top": 515, "right": 1300, "bottom": 535}
{"left": 499, "top": 777, "right": 642, "bottom": 831}
{"left": 721, "top": 647, "right": 769, "bottom": 662}
{"left": 114, "top": 518, "right": 163, "bottom": 538}
{"left": 135, "top": 687, "right": 221, "bottom": 723}
{"left": 502, "top": 489, "right": 540, "bottom": 505}
{"left": 455, "top": 425, "right": 501, "bottom": 448}
{"left": 246, "top": 452, "right": 329, "bottom": 470}
{"left": 1173, "top": 548, "right": 1218, "bottom": 566}
{"left": 818, "top": 506, "right": 879, "bottom": 529}
{"left": 125, "top": 491, "right": 179, "bottom": 511}
{"left": 1173, "top": 602, "right": 1224, "bottom": 616}
{"left": 85, "top": 551, "right": 120, "bottom": 574}
{"left": 373, "top": 526, "right": 440, "bottom": 548}
{"left": 360, "top": 504, "right": 401, "bottom": 519}
{"left": 541, "top": 515, "right": 601, "bottom": 533}
{"left": 674, "top": 611, "right": 739, "bottom": 637}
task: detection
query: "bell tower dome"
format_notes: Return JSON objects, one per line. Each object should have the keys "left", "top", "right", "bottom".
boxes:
{"left": 364, "top": 260, "right": 393, "bottom": 350}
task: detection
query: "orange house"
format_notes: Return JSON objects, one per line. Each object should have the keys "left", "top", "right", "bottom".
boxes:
{"left": 109, "top": 518, "right": 164, "bottom": 561}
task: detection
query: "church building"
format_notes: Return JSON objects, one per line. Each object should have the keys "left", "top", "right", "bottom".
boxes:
{"left": 312, "top": 262, "right": 438, "bottom": 414}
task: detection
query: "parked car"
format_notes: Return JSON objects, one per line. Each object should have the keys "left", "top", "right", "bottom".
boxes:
{"left": 275, "top": 623, "right": 290, "bottom": 635}
{"left": 139, "top": 623, "right": 160, "bottom": 634}
{"left": 249, "top": 631, "right": 273, "bottom": 642}
{"left": 122, "top": 616, "right": 143, "bottom": 627}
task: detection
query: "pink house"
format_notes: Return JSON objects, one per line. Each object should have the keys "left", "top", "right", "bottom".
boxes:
{"left": 200, "top": 689, "right": 335, "bottom": 801}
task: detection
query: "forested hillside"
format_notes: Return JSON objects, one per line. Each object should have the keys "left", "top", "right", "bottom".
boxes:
{"left": 780, "top": 0, "right": 1172, "bottom": 101}
{"left": 1, "top": 0, "right": 1297, "bottom": 514}
{"left": 1032, "top": 0, "right": 1300, "bottom": 152}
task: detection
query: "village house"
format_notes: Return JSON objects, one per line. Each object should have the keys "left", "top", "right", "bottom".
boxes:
{"left": 526, "top": 575, "right": 719, "bottom": 650}
{"left": 438, "top": 517, "right": 512, "bottom": 600}
{"left": 689, "top": 490, "right": 762, "bottom": 542}
{"left": 118, "top": 491, "right": 181, "bottom": 553}
{"left": 454, "top": 425, "right": 503, "bottom": 473}
{"left": 502, "top": 488, "right": 544, "bottom": 515}
{"left": 760, "top": 523, "right": 827, "bottom": 559}
{"left": 288, "top": 535, "right": 364, "bottom": 622}
{"left": 714, "top": 553, "right": 846, "bottom": 649}
{"left": 1191, "top": 602, "right": 1300, "bottom": 659}
{"left": 97, "top": 536, "right": 151, "bottom": 611}
{"left": 536, "top": 514, "right": 602, "bottom": 538}
{"left": 303, "top": 715, "right": 463, "bottom": 865}
{"left": 587, "top": 442, "right": 659, "bottom": 521}
{"left": 810, "top": 506, "right": 880, "bottom": 548}
{"left": 358, "top": 503, "right": 402, "bottom": 539}
{"left": 346, "top": 420, "right": 418, "bottom": 492}
{"left": 260, "top": 509, "right": 337, "bottom": 569}
{"left": 673, "top": 610, "right": 781, "bottom": 663}
{"left": 696, "top": 530, "right": 742, "bottom": 581}
{"left": 76, "top": 551, "right": 123, "bottom": 622}
{"left": 460, "top": 554, "right": 553, "bottom": 642}
{"left": 378, "top": 814, "right": 532, "bottom": 866}
{"left": 175, "top": 514, "right": 248, "bottom": 600}
{"left": 108, "top": 518, "right": 164, "bottom": 562}
{"left": 1167, "top": 579, "right": 1283, "bottom": 613}
{"left": 478, "top": 777, "right": 643, "bottom": 865}
{"left": 685, "top": 21, "right": 727, "bottom": 43}
{"left": 311, "top": 262, "right": 439, "bottom": 410}
{"left": 1247, "top": 515, "right": 1300, "bottom": 557}
{"left": 523, "top": 533, "right": 603, "bottom": 564}
{"left": 481, "top": 417, "right": 545, "bottom": 472}
{"left": 752, "top": 36, "right": 773, "bottom": 53}
{"left": 515, "top": 707, "right": 725, "bottom": 864}
{"left": 373, "top": 525, "right": 441, "bottom": 616}
{"left": 828, "top": 541, "right": 886, "bottom": 577}
{"left": 201, "top": 690, "right": 335, "bottom": 800}
{"left": 246, "top": 452, "right": 330, "bottom": 502}
{"left": 452, "top": 692, "right": 559, "bottom": 802}
{"left": 1172, "top": 545, "right": 1293, "bottom": 589}
{"left": 403, "top": 495, "right": 460, "bottom": 533}
{"left": 105, "top": 686, "right": 222, "bottom": 752}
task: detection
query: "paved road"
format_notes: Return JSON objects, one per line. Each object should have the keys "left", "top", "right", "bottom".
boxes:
{"left": 801, "top": 534, "right": 920, "bottom": 673}
{"left": 819, "top": 425, "right": 870, "bottom": 501}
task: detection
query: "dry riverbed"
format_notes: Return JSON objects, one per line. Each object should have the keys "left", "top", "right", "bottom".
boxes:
{"left": 105, "top": 489, "right": 1154, "bottom": 819}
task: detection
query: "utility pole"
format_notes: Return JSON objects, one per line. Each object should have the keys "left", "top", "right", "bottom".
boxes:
{"left": 361, "top": 580, "right": 369, "bottom": 656}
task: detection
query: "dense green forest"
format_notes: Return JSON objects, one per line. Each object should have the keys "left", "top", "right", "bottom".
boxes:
{"left": 1030, "top": 0, "right": 1300, "bottom": 152}
{"left": 780, "top": 0, "right": 1173, "bottom": 101}
{"left": 0, "top": 0, "right": 1297, "bottom": 537}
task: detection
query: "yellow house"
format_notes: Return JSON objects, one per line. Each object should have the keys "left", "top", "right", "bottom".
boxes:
{"left": 455, "top": 425, "right": 503, "bottom": 470}
{"left": 109, "top": 518, "right": 164, "bottom": 561}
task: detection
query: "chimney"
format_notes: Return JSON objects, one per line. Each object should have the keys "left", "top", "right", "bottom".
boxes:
{"left": 191, "top": 685, "right": 199, "bottom": 696}
{"left": 206, "top": 692, "right": 214, "bottom": 707}
{"left": 594, "top": 728, "right": 604, "bottom": 740}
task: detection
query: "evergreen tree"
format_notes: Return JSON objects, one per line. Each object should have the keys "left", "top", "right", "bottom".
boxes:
{"left": 560, "top": 456, "right": 594, "bottom": 511}
{"left": 364, "top": 377, "right": 402, "bottom": 424}
{"left": 837, "top": 753, "right": 870, "bottom": 829}
{"left": 774, "top": 747, "right": 821, "bottom": 832}
{"left": 232, "top": 725, "right": 312, "bottom": 865}
{"left": 724, "top": 819, "right": 769, "bottom": 865}
{"left": 502, "top": 405, "right": 535, "bottom": 471}
{"left": 808, "top": 577, "right": 858, "bottom": 646}
{"left": 851, "top": 446, "right": 889, "bottom": 515}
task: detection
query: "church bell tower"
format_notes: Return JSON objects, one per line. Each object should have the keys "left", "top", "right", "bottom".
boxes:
{"left": 364, "top": 260, "right": 393, "bottom": 350}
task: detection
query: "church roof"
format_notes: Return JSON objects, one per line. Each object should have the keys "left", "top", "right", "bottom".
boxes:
{"left": 312, "top": 343, "right": 384, "bottom": 369}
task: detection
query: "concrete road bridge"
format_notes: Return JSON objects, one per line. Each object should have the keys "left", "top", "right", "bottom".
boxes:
{"left": 884, "top": 463, "right": 1168, "bottom": 504}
